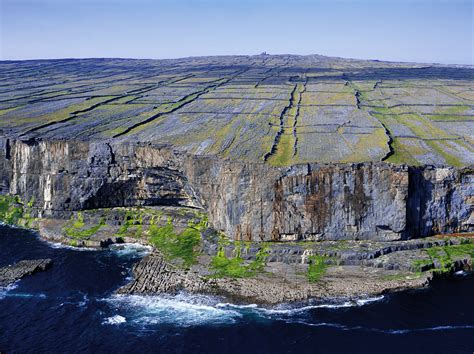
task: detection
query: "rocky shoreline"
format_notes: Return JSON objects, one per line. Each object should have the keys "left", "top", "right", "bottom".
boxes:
{"left": 0, "top": 258, "right": 52, "bottom": 287}
{"left": 116, "top": 250, "right": 434, "bottom": 304}
{"left": 29, "top": 213, "right": 472, "bottom": 304}
{"left": 0, "top": 136, "right": 472, "bottom": 305}
{"left": 1, "top": 199, "right": 473, "bottom": 304}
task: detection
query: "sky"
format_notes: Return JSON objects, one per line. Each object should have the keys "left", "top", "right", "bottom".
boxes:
{"left": 0, "top": 0, "right": 472, "bottom": 64}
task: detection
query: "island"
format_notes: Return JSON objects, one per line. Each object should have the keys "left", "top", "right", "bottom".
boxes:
{"left": 0, "top": 55, "right": 472, "bottom": 303}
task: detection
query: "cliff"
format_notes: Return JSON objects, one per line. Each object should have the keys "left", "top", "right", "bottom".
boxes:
{"left": 1, "top": 137, "right": 472, "bottom": 241}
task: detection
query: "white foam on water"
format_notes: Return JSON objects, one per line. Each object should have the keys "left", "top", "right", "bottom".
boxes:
{"left": 100, "top": 292, "right": 474, "bottom": 335}
{"left": 101, "top": 292, "right": 388, "bottom": 328}
{"left": 354, "top": 295, "right": 385, "bottom": 306}
{"left": 103, "top": 315, "right": 127, "bottom": 325}
{"left": 5, "top": 292, "right": 47, "bottom": 299}
{"left": 104, "top": 293, "right": 243, "bottom": 327}
{"left": 0, "top": 283, "right": 47, "bottom": 300}
{"left": 216, "top": 302, "right": 259, "bottom": 309}
{"left": 77, "top": 293, "right": 89, "bottom": 308}
{"left": 383, "top": 325, "right": 474, "bottom": 334}
{"left": 252, "top": 295, "right": 386, "bottom": 317}
{"left": 283, "top": 319, "right": 350, "bottom": 329}
{"left": 0, "top": 283, "right": 18, "bottom": 300}
{"left": 109, "top": 243, "right": 152, "bottom": 258}
{"left": 280, "top": 321, "right": 474, "bottom": 334}
{"left": 0, "top": 222, "right": 21, "bottom": 229}
{"left": 45, "top": 241, "right": 99, "bottom": 252}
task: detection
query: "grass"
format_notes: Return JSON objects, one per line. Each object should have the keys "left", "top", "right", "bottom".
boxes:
{"left": 123, "top": 90, "right": 207, "bottom": 136}
{"left": 28, "top": 96, "right": 115, "bottom": 126}
{"left": 429, "top": 104, "right": 470, "bottom": 120}
{"left": 411, "top": 259, "right": 433, "bottom": 272}
{"left": 0, "top": 106, "right": 19, "bottom": 117}
{"left": 63, "top": 212, "right": 106, "bottom": 239}
{"left": 0, "top": 195, "right": 24, "bottom": 225}
{"left": 412, "top": 241, "right": 474, "bottom": 274}
{"left": 307, "top": 255, "right": 328, "bottom": 283}
{"left": 352, "top": 81, "right": 465, "bottom": 167}
{"left": 425, "top": 140, "right": 464, "bottom": 167}
{"left": 341, "top": 127, "right": 390, "bottom": 163}
{"left": 148, "top": 216, "right": 207, "bottom": 268}
{"left": 209, "top": 241, "right": 269, "bottom": 278}
{"left": 267, "top": 132, "right": 295, "bottom": 166}
{"left": 267, "top": 83, "right": 304, "bottom": 166}
{"left": 375, "top": 109, "right": 463, "bottom": 167}
{"left": 382, "top": 272, "right": 423, "bottom": 281}
{"left": 115, "top": 209, "right": 147, "bottom": 238}
{"left": 384, "top": 137, "right": 421, "bottom": 165}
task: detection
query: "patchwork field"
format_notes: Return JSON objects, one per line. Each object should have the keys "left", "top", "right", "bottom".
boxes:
{"left": 0, "top": 55, "right": 472, "bottom": 166}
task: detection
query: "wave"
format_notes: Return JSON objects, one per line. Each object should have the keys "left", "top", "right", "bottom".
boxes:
{"left": 283, "top": 320, "right": 474, "bottom": 334}
{"left": 102, "top": 293, "right": 243, "bottom": 327}
{"left": 383, "top": 325, "right": 474, "bottom": 334}
{"left": 103, "top": 315, "right": 127, "bottom": 325}
{"left": 0, "top": 282, "right": 18, "bottom": 300}
{"left": 229, "top": 295, "right": 386, "bottom": 317}
{"left": 108, "top": 243, "right": 152, "bottom": 258}
{"left": 44, "top": 241, "right": 99, "bottom": 252}
{"left": 100, "top": 292, "right": 387, "bottom": 328}
{"left": 4, "top": 292, "right": 47, "bottom": 299}
{"left": 44, "top": 239, "right": 152, "bottom": 258}
{"left": 0, "top": 283, "right": 47, "bottom": 300}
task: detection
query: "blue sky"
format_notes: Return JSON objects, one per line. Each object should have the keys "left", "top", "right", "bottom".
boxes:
{"left": 1, "top": 0, "right": 472, "bottom": 64}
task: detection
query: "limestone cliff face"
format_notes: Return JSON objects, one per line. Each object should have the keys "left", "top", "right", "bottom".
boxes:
{"left": 0, "top": 137, "right": 472, "bottom": 241}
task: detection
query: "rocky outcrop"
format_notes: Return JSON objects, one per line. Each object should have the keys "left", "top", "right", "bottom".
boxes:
{"left": 117, "top": 252, "right": 212, "bottom": 295}
{"left": 117, "top": 246, "right": 443, "bottom": 304}
{"left": 0, "top": 259, "right": 52, "bottom": 287}
{"left": 0, "top": 137, "right": 472, "bottom": 241}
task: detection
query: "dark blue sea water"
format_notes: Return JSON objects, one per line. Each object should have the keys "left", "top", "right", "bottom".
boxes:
{"left": 0, "top": 225, "right": 473, "bottom": 353}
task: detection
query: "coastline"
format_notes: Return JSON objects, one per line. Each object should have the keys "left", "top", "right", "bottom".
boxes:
{"left": 7, "top": 217, "right": 471, "bottom": 306}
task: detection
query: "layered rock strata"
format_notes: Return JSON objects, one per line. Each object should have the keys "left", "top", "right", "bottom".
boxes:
{"left": 0, "top": 137, "right": 472, "bottom": 242}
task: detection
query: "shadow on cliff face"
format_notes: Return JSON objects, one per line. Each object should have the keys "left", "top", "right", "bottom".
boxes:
{"left": 406, "top": 167, "right": 473, "bottom": 238}
{"left": 407, "top": 167, "right": 434, "bottom": 238}
{"left": 83, "top": 167, "right": 196, "bottom": 210}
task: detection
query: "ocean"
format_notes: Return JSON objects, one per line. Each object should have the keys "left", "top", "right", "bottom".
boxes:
{"left": 0, "top": 225, "right": 473, "bottom": 353}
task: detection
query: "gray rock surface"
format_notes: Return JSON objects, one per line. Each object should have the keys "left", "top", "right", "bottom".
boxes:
{"left": 0, "top": 56, "right": 472, "bottom": 166}
{"left": 0, "top": 259, "right": 52, "bottom": 287}
{"left": 0, "top": 138, "right": 472, "bottom": 241}
{"left": 117, "top": 252, "right": 212, "bottom": 295}
{"left": 116, "top": 243, "right": 447, "bottom": 304}
{"left": 0, "top": 139, "right": 474, "bottom": 241}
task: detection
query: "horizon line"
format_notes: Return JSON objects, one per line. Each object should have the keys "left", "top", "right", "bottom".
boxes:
{"left": 1, "top": 53, "right": 473, "bottom": 67}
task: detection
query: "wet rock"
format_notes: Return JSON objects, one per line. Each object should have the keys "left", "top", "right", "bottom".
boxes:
{"left": 0, "top": 259, "right": 52, "bottom": 287}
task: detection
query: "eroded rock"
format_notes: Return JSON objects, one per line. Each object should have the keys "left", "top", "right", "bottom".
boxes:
{"left": 0, "top": 259, "right": 52, "bottom": 287}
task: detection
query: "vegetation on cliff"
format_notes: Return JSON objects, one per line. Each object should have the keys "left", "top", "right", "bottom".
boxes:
{"left": 0, "top": 195, "right": 35, "bottom": 228}
{"left": 411, "top": 239, "right": 474, "bottom": 274}
{"left": 209, "top": 240, "right": 269, "bottom": 278}
{"left": 307, "top": 255, "right": 329, "bottom": 282}
{"left": 63, "top": 212, "right": 106, "bottom": 240}
{"left": 149, "top": 216, "right": 207, "bottom": 268}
